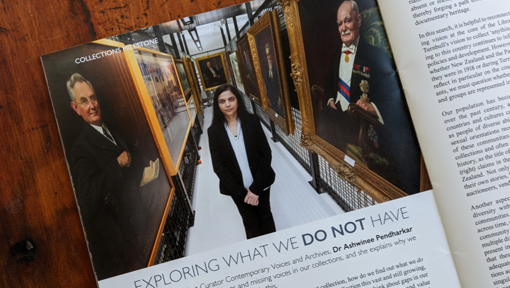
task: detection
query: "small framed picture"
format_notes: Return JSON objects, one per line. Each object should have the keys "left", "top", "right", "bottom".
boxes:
{"left": 195, "top": 52, "right": 229, "bottom": 91}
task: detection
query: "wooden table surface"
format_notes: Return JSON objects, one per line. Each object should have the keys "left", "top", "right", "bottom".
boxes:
{"left": 0, "top": 0, "right": 248, "bottom": 286}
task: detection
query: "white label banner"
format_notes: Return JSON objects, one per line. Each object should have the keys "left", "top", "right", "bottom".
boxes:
{"left": 99, "top": 191, "right": 461, "bottom": 288}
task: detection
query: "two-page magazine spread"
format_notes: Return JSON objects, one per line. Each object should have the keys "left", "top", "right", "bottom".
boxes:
{"left": 39, "top": 0, "right": 509, "bottom": 287}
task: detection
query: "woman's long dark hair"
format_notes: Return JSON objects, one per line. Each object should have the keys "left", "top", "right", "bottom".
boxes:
{"left": 210, "top": 84, "right": 250, "bottom": 128}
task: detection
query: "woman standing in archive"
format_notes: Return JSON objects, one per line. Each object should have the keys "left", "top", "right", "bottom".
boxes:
{"left": 208, "top": 84, "right": 276, "bottom": 239}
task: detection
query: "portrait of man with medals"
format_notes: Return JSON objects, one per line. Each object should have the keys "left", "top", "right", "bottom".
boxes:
{"left": 315, "top": 0, "right": 422, "bottom": 194}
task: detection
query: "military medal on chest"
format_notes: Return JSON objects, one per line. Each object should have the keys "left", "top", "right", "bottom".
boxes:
{"left": 359, "top": 79, "right": 369, "bottom": 103}
{"left": 353, "top": 64, "right": 371, "bottom": 78}
{"left": 344, "top": 51, "right": 351, "bottom": 62}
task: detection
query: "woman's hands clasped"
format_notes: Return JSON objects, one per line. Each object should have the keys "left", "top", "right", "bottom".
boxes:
{"left": 244, "top": 189, "right": 259, "bottom": 206}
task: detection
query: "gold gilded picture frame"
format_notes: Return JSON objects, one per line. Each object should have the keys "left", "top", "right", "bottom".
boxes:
{"left": 229, "top": 51, "right": 245, "bottom": 95}
{"left": 237, "top": 33, "right": 261, "bottom": 102}
{"left": 247, "top": 10, "right": 294, "bottom": 135}
{"left": 280, "top": 0, "right": 430, "bottom": 201}
{"left": 183, "top": 57, "right": 203, "bottom": 115}
{"left": 174, "top": 59, "right": 192, "bottom": 103}
{"left": 129, "top": 47, "right": 193, "bottom": 173}
{"left": 195, "top": 52, "right": 230, "bottom": 92}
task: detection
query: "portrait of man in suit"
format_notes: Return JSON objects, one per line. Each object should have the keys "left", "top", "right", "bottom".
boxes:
{"left": 240, "top": 42, "right": 259, "bottom": 97}
{"left": 203, "top": 61, "right": 225, "bottom": 88}
{"left": 67, "top": 72, "right": 151, "bottom": 279}
{"left": 315, "top": 0, "right": 422, "bottom": 193}
{"left": 261, "top": 42, "right": 284, "bottom": 117}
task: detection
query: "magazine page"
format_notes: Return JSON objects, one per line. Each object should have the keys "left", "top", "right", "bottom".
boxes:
{"left": 99, "top": 191, "right": 461, "bottom": 288}
{"left": 377, "top": 1, "right": 510, "bottom": 287}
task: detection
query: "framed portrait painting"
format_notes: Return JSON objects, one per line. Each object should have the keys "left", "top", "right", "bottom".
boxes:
{"left": 237, "top": 34, "right": 260, "bottom": 101}
{"left": 175, "top": 59, "right": 192, "bottom": 102}
{"left": 229, "top": 51, "right": 246, "bottom": 95}
{"left": 41, "top": 39, "right": 175, "bottom": 280}
{"left": 132, "top": 48, "right": 192, "bottom": 171}
{"left": 195, "top": 52, "right": 229, "bottom": 92}
{"left": 280, "top": 0, "right": 430, "bottom": 200}
{"left": 183, "top": 57, "right": 203, "bottom": 114}
{"left": 247, "top": 10, "right": 294, "bottom": 135}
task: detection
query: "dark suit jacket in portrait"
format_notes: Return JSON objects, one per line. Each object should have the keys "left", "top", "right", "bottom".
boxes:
{"left": 203, "top": 66, "right": 224, "bottom": 88}
{"left": 317, "top": 38, "right": 421, "bottom": 193}
{"left": 70, "top": 122, "right": 147, "bottom": 279}
{"left": 208, "top": 113, "right": 275, "bottom": 203}
{"left": 262, "top": 59, "right": 284, "bottom": 117}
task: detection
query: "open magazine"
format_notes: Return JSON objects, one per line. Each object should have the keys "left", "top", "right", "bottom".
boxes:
{"left": 40, "top": 0, "right": 509, "bottom": 287}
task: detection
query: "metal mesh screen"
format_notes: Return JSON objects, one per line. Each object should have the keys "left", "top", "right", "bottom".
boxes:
{"left": 179, "top": 134, "right": 198, "bottom": 199}
{"left": 154, "top": 130, "right": 199, "bottom": 265}
{"left": 317, "top": 155, "right": 376, "bottom": 212}
{"left": 153, "top": 176, "right": 193, "bottom": 264}
{"left": 178, "top": 130, "right": 199, "bottom": 201}
{"left": 255, "top": 104, "right": 271, "bottom": 128}
{"left": 191, "top": 119, "right": 203, "bottom": 148}
{"left": 273, "top": 108, "right": 311, "bottom": 173}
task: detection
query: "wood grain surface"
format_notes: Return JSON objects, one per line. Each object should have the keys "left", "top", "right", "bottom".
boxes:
{"left": 0, "top": 0, "right": 248, "bottom": 286}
